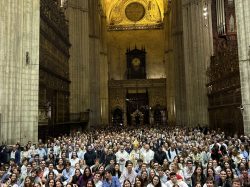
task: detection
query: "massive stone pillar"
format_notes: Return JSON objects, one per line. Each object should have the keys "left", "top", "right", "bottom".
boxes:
{"left": 88, "top": 0, "right": 102, "bottom": 126}
{"left": 171, "top": 0, "right": 188, "bottom": 126}
{"left": 99, "top": 11, "right": 109, "bottom": 125}
{"left": 66, "top": 0, "right": 90, "bottom": 119}
{"left": 182, "top": 0, "right": 213, "bottom": 126}
{"left": 0, "top": 0, "right": 40, "bottom": 144}
{"left": 164, "top": 5, "right": 176, "bottom": 125}
{"left": 235, "top": 0, "right": 250, "bottom": 135}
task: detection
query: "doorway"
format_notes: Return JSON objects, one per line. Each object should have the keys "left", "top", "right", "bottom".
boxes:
{"left": 112, "top": 108, "right": 123, "bottom": 126}
{"left": 126, "top": 92, "right": 149, "bottom": 125}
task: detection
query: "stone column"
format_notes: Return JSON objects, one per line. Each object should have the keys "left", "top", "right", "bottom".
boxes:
{"left": 99, "top": 12, "right": 109, "bottom": 125}
{"left": 171, "top": 0, "right": 188, "bottom": 126}
{"left": 66, "top": 0, "right": 90, "bottom": 118}
{"left": 182, "top": 0, "right": 213, "bottom": 126}
{"left": 235, "top": 0, "right": 250, "bottom": 135}
{"left": 0, "top": 0, "right": 40, "bottom": 144}
{"left": 88, "top": 0, "right": 102, "bottom": 126}
{"left": 164, "top": 7, "right": 176, "bottom": 125}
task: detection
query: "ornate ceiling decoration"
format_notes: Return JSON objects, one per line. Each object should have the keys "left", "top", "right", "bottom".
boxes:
{"left": 125, "top": 2, "right": 145, "bottom": 22}
{"left": 104, "top": 0, "right": 164, "bottom": 31}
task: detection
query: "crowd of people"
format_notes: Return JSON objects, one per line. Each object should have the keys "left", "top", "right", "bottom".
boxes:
{"left": 0, "top": 126, "right": 249, "bottom": 187}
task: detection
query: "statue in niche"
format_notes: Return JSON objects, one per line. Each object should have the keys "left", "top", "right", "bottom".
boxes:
{"left": 229, "top": 15, "right": 235, "bottom": 32}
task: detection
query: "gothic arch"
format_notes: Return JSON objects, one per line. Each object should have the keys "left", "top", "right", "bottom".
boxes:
{"left": 101, "top": 0, "right": 167, "bottom": 25}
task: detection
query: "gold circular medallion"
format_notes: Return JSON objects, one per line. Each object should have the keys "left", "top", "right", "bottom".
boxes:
{"left": 132, "top": 58, "right": 141, "bottom": 70}
{"left": 125, "top": 2, "right": 145, "bottom": 22}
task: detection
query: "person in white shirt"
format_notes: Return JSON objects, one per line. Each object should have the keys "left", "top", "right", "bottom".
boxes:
{"left": 93, "top": 171, "right": 103, "bottom": 187}
{"left": 70, "top": 152, "right": 80, "bottom": 168}
{"left": 166, "top": 143, "right": 178, "bottom": 163}
{"left": 141, "top": 144, "right": 154, "bottom": 166}
{"left": 166, "top": 172, "right": 189, "bottom": 187}
{"left": 116, "top": 145, "right": 129, "bottom": 172}
{"left": 75, "top": 144, "right": 85, "bottom": 160}
{"left": 183, "top": 160, "right": 195, "bottom": 186}
{"left": 120, "top": 160, "right": 137, "bottom": 186}
{"left": 53, "top": 141, "right": 61, "bottom": 156}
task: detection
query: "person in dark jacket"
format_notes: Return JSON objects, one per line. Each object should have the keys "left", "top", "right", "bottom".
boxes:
{"left": 191, "top": 165, "right": 206, "bottom": 187}
{"left": 10, "top": 145, "right": 20, "bottom": 165}
{"left": 154, "top": 146, "right": 167, "bottom": 165}
{"left": 0, "top": 145, "right": 9, "bottom": 164}
{"left": 96, "top": 145, "right": 105, "bottom": 164}
{"left": 105, "top": 148, "right": 116, "bottom": 166}
{"left": 216, "top": 170, "right": 232, "bottom": 187}
{"left": 84, "top": 145, "right": 97, "bottom": 167}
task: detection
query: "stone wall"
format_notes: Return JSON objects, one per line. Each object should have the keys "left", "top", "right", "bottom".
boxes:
{"left": 0, "top": 0, "right": 40, "bottom": 144}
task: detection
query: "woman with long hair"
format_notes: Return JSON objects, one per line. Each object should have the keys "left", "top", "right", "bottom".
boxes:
{"left": 24, "top": 176, "right": 33, "bottom": 187}
{"left": 149, "top": 160, "right": 155, "bottom": 170}
{"left": 70, "top": 152, "right": 80, "bottom": 168}
{"left": 46, "top": 171, "right": 55, "bottom": 182}
{"left": 46, "top": 179, "right": 55, "bottom": 187}
{"left": 9, "top": 173, "right": 18, "bottom": 187}
{"left": 148, "top": 169, "right": 156, "bottom": 183}
{"left": 123, "top": 179, "right": 132, "bottom": 187}
{"left": 86, "top": 179, "right": 96, "bottom": 187}
{"left": 206, "top": 167, "right": 215, "bottom": 180}
{"left": 78, "top": 167, "right": 93, "bottom": 187}
{"left": 178, "top": 156, "right": 185, "bottom": 170}
{"left": 191, "top": 165, "right": 206, "bottom": 187}
{"left": 112, "top": 163, "right": 122, "bottom": 179}
{"left": 225, "top": 168, "right": 234, "bottom": 182}
{"left": 135, "top": 176, "right": 144, "bottom": 187}
{"left": 162, "top": 159, "right": 169, "bottom": 171}
{"left": 98, "top": 165, "right": 105, "bottom": 180}
{"left": 47, "top": 153, "right": 56, "bottom": 166}
{"left": 56, "top": 158, "right": 65, "bottom": 174}
{"left": 147, "top": 175, "right": 166, "bottom": 187}
{"left": 69, "top": 169, "right": 82, "bottom": 186}
{"left": 141, "top": 170, "right": 150, "bottom": 187}
{"left": 55, "top": 180, "right": 63, "bottom": 187}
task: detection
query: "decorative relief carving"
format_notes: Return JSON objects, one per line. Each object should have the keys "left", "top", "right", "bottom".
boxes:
{"left": 109, "top": 88, "right": 125, "bottom": 110}
{"left": 39, "top": 108, "right": 49, "bottom": 123}
{"left": 148, "top": 87, "right": 166, "bottom": 107}
{"left": 40, "top": 0, "right": 69, "bottom": 41}
{"left": 125, "top": 2, "right": 146, "bottom": 22}
{"left": 108, "top": 0, "right": 162, "bottom": 31}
